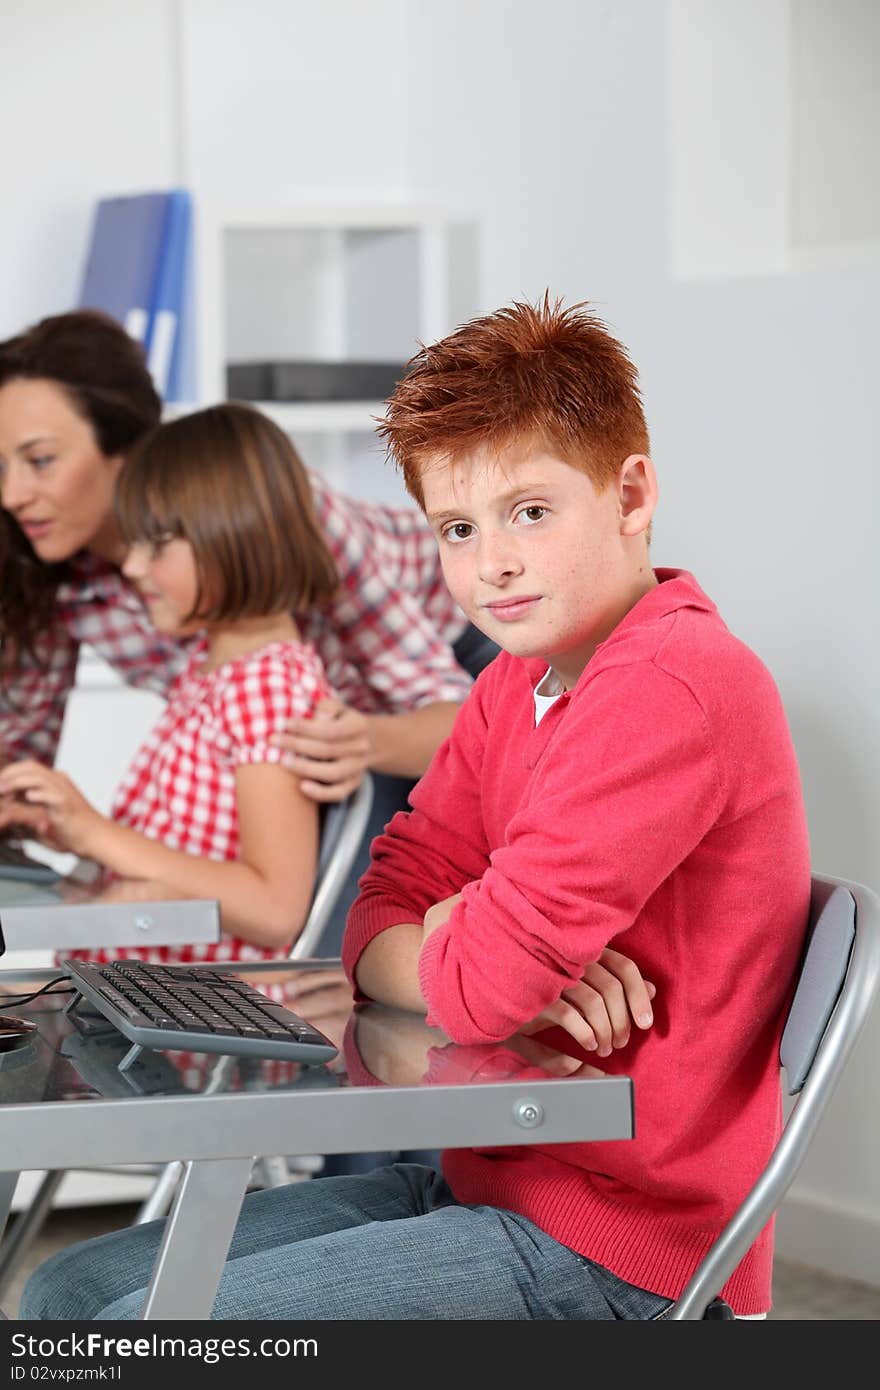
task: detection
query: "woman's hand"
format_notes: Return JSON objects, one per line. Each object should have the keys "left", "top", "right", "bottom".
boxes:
{"left": 520, "top": 946, "right": 657, "bottom": 1057}
{"left": 272, "top": 697, "right": 371, "bottom": 802}
{"left": 0, "top": 761, "right": 106, "bottom": 858}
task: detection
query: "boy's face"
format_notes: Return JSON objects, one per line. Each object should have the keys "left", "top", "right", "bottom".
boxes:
{"left": 422, "top": 444, "right": 656, "bottom": 689}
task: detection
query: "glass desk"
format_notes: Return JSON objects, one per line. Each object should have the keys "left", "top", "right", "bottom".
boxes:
{"left": 0, "top": 961, "right": 633, "bottom": 1320}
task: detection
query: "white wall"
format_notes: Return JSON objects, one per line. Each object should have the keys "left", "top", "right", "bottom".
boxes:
{"left": 1, "top": 0, "right": 878, "bottom": 1283}
{"left": 178, "top": 0, "right": 410, "bottom": 196}
{"left": 793, "top": 0, "right": 880, "bottom": 253}
{"left": 668, "top": 0, "right": 792, "bottom": 279}
{"left": 0, "top": 0, "right": 178, "bottom": 338}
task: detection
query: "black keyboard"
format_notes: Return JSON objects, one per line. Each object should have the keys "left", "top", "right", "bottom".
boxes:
{"left": 61, "top": 959, "right": 338, "bottom": 1067}
{"left": 0, "top": 840, "right": 60, "bottom": 883}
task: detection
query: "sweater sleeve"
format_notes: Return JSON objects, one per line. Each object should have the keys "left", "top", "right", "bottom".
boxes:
{"left": 341, "top": 666, "right": 494, "bottom": 982}
{"left": 0, "top": 623, "right": 79, "bottom": 765}
{"left": 417, "top": 661, "right": 726, "bottom": 1044}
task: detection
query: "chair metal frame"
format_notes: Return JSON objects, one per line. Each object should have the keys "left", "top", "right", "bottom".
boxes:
{"left": 0, "top": 774, "right": 374, "bottom": 1295}
{"left": 667, "top": 871, "right": 880, "bottom": 1319}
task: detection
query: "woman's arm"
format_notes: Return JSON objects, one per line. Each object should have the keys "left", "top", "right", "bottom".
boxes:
{"left": 273, "top": 697, "right": 461, "bottom": 800}
{"left": 0, "top": 759, "right": 319, "bottom": 950}
{"left": 0, "top": 627, "right": 79, "bottom": 767}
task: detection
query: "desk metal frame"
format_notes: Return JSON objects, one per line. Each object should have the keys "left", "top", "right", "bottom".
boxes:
{"left": 1, "top": 969, "right": 633, "bottom": 1320}
{"left": 0, "top": 894, "right": 219, "bottom": 954}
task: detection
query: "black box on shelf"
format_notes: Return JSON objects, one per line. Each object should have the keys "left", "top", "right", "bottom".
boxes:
{"left": 226, "top": 360, "right": 407, "bottom": 403}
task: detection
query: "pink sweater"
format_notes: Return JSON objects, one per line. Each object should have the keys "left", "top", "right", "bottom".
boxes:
{"left": 344, "top": 571, "right": 811, "bottom": 1314}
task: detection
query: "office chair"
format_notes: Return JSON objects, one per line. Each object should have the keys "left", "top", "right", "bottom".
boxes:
{"left": 667, "top": 871, "right": 880, "bottom": 1319}
{"left": 0, "top": 775, "right": 374, "bottom": 1295}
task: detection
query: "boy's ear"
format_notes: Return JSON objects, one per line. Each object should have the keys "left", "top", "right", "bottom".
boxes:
{"left": 617, "top": 454, "right": 657, "bottom": 537}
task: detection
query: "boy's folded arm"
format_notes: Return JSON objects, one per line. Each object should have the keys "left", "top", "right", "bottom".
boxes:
{"left": 351, "top": 923, "right": 429, "bottom": 1013}
{"left": 371, "top": 665, "right": 724, "bottom": 1045}
{"left": 351, "top": 890, "right": 463, "bottom": 1012}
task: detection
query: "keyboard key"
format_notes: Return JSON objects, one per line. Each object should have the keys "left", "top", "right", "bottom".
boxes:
{"left": 96, "top": 988, "right": 142, "bottom": 1022}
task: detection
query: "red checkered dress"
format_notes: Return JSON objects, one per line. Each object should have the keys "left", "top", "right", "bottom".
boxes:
{"left": 0, "top": 471, "right": 472, "bottom": 764}
{"left": 66, "top": 637, "right": 332, "bottom": 968}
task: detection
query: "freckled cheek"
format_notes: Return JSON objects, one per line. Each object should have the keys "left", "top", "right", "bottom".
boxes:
{"left": 439, "top": 554, "right": 474, "bottom": 610}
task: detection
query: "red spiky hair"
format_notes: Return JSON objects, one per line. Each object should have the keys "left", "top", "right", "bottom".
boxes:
{"left": 378, "top": 293, "right": 650, "bottom": 506}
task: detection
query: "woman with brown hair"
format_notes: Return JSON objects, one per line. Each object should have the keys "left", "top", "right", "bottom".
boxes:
{"left": 0, "top": 402, "right": 339, "bottom": 958}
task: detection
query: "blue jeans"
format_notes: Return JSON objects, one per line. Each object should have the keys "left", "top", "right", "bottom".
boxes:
{"left": 21, "top": 1165, "right": 670, "bottom": 1321}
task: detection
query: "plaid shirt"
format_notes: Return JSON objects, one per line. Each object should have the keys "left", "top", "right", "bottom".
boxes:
{"left": 67, "top": 637, "right": 331, "bottom": 968}
{"left": 0, "top": 471, "right": 471, "bottom": 765}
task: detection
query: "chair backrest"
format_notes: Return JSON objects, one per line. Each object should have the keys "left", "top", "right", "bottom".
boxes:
{"left": 667, "top": 870, "right": 880, "bottom": 1319}
{"left": 287, "top": 773, "right": 374, "bottom": 960}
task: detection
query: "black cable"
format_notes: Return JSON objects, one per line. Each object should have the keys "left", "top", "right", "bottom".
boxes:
{"left": 0, "top": 975, "right": 75, "bottom": 1007}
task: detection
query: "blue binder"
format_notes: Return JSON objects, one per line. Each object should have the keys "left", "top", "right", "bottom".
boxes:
{"left": 78, "top": 192, "right": 170, "bottom": 345}
{"left": 145, "top": 189, "right": 193, "bottom": 400}
{"left": 77, "top": 189, "right": 196, "bottom": 401}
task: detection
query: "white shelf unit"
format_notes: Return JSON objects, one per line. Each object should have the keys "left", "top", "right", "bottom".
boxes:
{"left": 193, "top": 202, "right": 475, "bottom": 442}
{"left": 190, "top": 203, "right": 477, "bottom": 499}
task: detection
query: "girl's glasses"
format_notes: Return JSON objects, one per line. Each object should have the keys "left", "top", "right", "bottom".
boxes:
{"left": 147, "top": 532, "right": 177, "bottom": 560}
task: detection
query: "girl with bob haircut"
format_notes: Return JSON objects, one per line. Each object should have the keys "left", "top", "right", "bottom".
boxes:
{"left": 0, "top": 403, "right": 339, "bottom": 963}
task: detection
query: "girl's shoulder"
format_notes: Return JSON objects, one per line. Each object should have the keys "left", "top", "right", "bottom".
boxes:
{"left": 218, "top": 639, "right": 328, "bottom": 686}
{"left": 210, "top": 642, "right": 329, "bottom": 752}
{"left": 211, "top": 640, "right": 331, "bottom": 724}
{"left": 170, "top": 634, "right": 212, "bottom": 690}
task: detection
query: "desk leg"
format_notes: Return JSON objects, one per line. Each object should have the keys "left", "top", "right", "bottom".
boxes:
{"left": 0, "top": 1170, "right": 65, "bottom": 1300}
{"left": 0, "top": 1172, "right": 18, "bottom": 1245}
{"left": 139, "top": 1156, "right": 253, "bottom": 1321}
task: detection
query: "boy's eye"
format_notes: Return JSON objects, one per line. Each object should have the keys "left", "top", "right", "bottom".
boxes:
{"left": 515, "top": 505, "right": 546, "bottom": 525}
{"left": 444, "top": 522, "right": 474, "bottom": 543}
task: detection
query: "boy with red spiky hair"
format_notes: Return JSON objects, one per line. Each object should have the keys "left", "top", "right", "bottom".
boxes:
{"left": 23, "top": 298, "right": 810, "bottom": 1321}
{"left": 342, "top": 296, "right": 810, "bottom": 1317}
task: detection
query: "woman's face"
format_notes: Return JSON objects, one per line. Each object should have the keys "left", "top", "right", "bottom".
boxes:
{"left": 0, "top": 377, "right": 125, "bottom": 564}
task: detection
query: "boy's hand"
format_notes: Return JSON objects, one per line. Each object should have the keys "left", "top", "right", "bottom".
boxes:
{"left": 272, "top": 697, "right": 370, "bottom": 802}
{"left": 520, "top": 947, "right": 656, "bottom": 1058}
{"left": 423, "top": 892, "right": 462, "bottom": 941}
{"left": 0, "top": 761, "right": 105, "bottom": 858}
